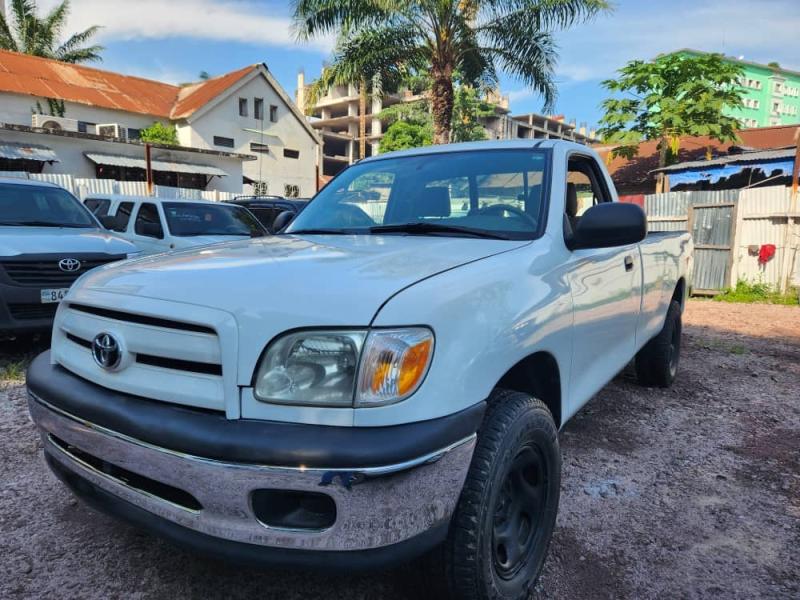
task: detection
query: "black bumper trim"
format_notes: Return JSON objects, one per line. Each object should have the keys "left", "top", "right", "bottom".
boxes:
{"left": 28, "top": 351, "right": 485, "bottom": 468}
{"left": 47, "top": 453, "right": 447, "bottom": 571}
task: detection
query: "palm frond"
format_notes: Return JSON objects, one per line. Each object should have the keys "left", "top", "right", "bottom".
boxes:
{"left": 56, "top": 26, "right": 104, "bottom": 62}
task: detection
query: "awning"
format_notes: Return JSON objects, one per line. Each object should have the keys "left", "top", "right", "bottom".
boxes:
{"left": 0, "top": 141, "right": 59, "bottom": 162}
{"left": 84, "top": 153, "right": 227, "bottom": 177}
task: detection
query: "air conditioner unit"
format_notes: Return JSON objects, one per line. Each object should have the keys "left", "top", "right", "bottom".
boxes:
{"left": 96, "top": 123, "right": 128, "bottom": 140}
{"left": 31, "top": 114, "right": 80, "bottom": 132}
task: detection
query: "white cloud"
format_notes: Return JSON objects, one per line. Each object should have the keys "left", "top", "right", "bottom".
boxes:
{"left": 553, "top": 0, "right": 800, "bottom": 83}
{"left": 38, "top": 0, "right": 333, "bottom": 53}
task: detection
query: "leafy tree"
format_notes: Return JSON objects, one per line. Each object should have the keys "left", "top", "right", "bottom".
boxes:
{"left": 0, "top": 0, "right": 103, "bottom": 63}
{"left": 451, "top": 85, "right": 495, "bottom": 143}
{"left": 294, "top": 0, "right": 609, "bottom": 144}
{"left": 139, "top": 122, "right": 178, "bottom": 146}
{"left": 380, "top": 120, "right": 433, "bottom": 152}
{"left": 33, "top": 98, "right": 66, "bottom": 117}
{"left": 597, "top": 53, "right": 745, "bottom": 170}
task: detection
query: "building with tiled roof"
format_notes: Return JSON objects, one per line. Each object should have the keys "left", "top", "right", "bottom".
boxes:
{"left": 0, "top": 50, "right": 320, "bottom": 196}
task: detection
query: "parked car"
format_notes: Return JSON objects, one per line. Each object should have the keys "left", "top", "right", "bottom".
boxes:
{"left": 84, "top": 195, "right": 267, "bottom": 254}
{"left": 0, "top": 178, "right": 138, "bottom": 337}
{"left": 28, "top": 141, "right": 692, "bottom": 599}
{"left": 230, "top": 195, "right": 309, "bottom": 232}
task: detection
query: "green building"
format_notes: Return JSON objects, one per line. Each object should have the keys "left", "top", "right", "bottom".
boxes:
{"left": 675, "top": 49, "right": 800, "bottom": 129}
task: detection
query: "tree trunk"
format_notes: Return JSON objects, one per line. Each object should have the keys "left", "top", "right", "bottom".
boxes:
{"left": 656, "top": 136, "right": 669, "bottom": 193}
{"left": 431, "top": 65, "right": 454, "bottom": 145}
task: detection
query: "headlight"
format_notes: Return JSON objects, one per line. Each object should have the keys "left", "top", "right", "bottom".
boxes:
{"left": 253, "top": 327, "right": 433, "bottom": 408}
{"left": 254, "top": 330, "right": 366, "bottom": 407}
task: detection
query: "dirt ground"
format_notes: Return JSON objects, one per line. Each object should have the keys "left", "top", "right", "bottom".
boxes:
{"left": 1, "top": 300, "right": 798, "bottom": 599}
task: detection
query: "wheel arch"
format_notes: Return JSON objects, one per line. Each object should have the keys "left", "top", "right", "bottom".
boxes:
{"left": 494, "top": 351, "right": 562, "bottom": 429}
{"left": 672, "top": 277, "right": 686, "bottom": 310}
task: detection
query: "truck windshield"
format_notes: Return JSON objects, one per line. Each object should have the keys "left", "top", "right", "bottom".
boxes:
{"left": 162, "top": 202, "right": 266, "bottom": 237}
{"left": 0, "top": 183, "right": 97, "bottom": 228}
{"left": 287, "top": 149, "right": 548, "bottom": 240}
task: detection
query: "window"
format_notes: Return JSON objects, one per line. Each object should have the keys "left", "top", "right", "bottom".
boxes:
{"left": 0, "top": 183, "right": 95, "bottom": 228}
{"left": 134, "top": 203, "right": 163, "bottom": 238}
{"left": 772, "top": 101, "right": 781, "bottom": 114}
{"left": 162, "top": 202, "right": 265, "bottom": 237}
{"left": 250, "top": 142, "right": 270, "bottom": 154}
{"left": 84, "top": 198, "right": 110, "bottom": 217}
{"left": 283, "top": 148, "right": 300, "bottom": 159}
{"left": 284, "top": 184, "right": 300, "bottom": 198}
{"left": 254, "top": 98, "right": 264, "bottom": 120}
{"left": 127, "top": 128, "right": 141, "bottom": 140}
{"left": 286, "top": 149, "right": 549, "bottom": 239}
{"left": 253, "top": 181, "right": 269, "bottom": 196}
{"left": 564, "top": 155, "right": 611, "bottom": 241}
{"left": 111, "top": 201, "right": 134, "bottom": 232}
{"left": 239, "top": 98, "right": 248, "bottom": 117}
{"left": 214, "top": 136, "right": 235, "bottom": 148}
{"left": 78, "top": 121, "right": 95, "bottom": 134}
{"left": 269, "top": 105, "right": 278, "bottom": 122}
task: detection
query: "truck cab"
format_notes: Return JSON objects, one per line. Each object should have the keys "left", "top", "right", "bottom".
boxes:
{"left": 84, "top": 195, "right": 268, "bottom": 255}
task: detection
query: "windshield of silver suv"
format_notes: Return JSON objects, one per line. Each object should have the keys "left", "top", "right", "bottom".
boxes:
{"left": 162, "top": 202, "right": 267, "bottom": 237}
{"left": 0, "top": 182, "right": 97, "bottom": 228}
{"left": 287, "top": 149, "right": 548, "bottom": 240}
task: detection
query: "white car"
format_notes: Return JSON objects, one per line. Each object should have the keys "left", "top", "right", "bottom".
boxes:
{"left": 0, "top": 178, "right": 138, "bottom": 337}
{"left": 83, "top": 195, "right": 267, "bottom": 254}
{"left": 28, "top": 141, "right": 692, "bottom": 599}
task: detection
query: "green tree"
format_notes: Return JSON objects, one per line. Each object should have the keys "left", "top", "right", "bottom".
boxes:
{"left": 294, "top": 0, "right": 609, "bottom": 145}
{"left": 0, "top": 0, "right": 103, "bottom": 63}
{"left": 451, "top": 85, "right": 495, "bottom": 143}
{"left": 139, "top": 122, "right": 178, "bottom": 146}
{"left": 597, "top": 53, "right": 745, "bottom": 170}
{"left": 380, "top": 120, "right": 433, "bottom": 152}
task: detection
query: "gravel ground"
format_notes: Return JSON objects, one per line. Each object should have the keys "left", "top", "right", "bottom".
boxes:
{"left": 1, "top": 300, "right": 798, "bottom": 599}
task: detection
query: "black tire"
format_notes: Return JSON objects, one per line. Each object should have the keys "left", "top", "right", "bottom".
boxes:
{"left": 421, "top": 389, "right": 561, "bottom": 600}
{"left": 635, "top": 299, "right": 682, "bottom": 388}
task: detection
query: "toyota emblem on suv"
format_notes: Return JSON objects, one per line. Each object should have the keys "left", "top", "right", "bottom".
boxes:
{"left": 58, "top": 258, "right": 82, "bottom": 272}
{"left": 92, "top": 333, "right": 122, "bottom": 370}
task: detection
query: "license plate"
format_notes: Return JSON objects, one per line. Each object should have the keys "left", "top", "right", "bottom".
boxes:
{"left": 40, "top": 288, "right": 69, "bottom": 304}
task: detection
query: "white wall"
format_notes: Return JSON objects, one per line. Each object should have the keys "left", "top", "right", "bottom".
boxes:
{"left": 0, "top": 128, "right": 244, "bottom": 193}
{"left": 180, "top": 72, "right": 319, "bottom": 197}
{"left": 0, "top": 92, "right": 164, "bottom": 132}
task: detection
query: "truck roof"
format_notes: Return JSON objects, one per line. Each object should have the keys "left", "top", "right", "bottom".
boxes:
{"left": 360, "top": 139, "right": 598, "bottom": 163}
{"left": 0, "top": 176, "right": 62, "bottom": 188}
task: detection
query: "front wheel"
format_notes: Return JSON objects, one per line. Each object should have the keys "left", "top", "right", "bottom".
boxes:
{"left": 423, "top": 389, "right": 561, "bottom": 600}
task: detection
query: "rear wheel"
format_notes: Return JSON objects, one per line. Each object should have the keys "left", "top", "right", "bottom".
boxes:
{"left": 636, "top": 299, "right": 682, "bottom": 387}
{"left": 422, "top": 389, "right": 561, "bottom": 600}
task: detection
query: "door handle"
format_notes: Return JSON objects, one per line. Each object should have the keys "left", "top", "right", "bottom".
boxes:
{"left": 624, "top": 255, "right": 634, "bottom": 271}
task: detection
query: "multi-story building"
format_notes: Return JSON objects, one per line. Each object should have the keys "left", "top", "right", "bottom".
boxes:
{"left": 673, "top": 49, "right": 800, "bottom": 129}
{"left": 297, "top": 72, "right": 596, "bottom": 179}
{"left": 0, "top": 50, "right": 320, "bottom": 196}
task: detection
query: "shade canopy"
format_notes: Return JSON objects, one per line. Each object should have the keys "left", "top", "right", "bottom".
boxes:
{"left": 0, "top": 141, "right": 59, "bottom": 162}
{"left": 85, "top": 152, "right": 227, "bottom": 177}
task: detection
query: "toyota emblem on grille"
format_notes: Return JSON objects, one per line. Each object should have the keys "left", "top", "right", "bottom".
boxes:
{"left": 58, "top": 258, "right": 82, "bottom": 272}
{"left": 92, "top": 333, "right": 122, "bottom": 370}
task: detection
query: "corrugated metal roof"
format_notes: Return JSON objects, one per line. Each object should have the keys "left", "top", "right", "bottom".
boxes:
{"left": 653, "top": 147, "right": 797, "bottom": 173}
{"left": 0, "top": 49, "right": 256, "bottom": 120}
{"left": 0, "top": 141, "right": 58, "bottom": 162}
{"left": 84, "top": 153, "right": 227, "bottom": 177}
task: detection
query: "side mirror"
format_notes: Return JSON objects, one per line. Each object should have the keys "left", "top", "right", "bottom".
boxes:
{"left": 570, "top": 202, "right": 646, "bottom": 250}
{"left": 98, "top": 215, "right": 117, "bottom": 230}
{"left": 271, "top": 210, "right": 297, "bottom": 233}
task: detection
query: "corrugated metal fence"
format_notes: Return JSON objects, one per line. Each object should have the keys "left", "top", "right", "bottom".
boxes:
{"left": 643, "top": 187, "right": 800, "bottom": 293}
{"left": 4, "top": 172, "right": 237, "bottom": 202}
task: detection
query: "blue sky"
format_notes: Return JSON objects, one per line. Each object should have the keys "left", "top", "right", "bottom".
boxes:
{"left": 39, "top": 0, "right": 800, "bottom": 128}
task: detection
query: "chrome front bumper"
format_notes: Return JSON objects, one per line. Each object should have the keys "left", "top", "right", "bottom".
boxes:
{"left": 29, "top": 394, "right": 476, "bottom": 552}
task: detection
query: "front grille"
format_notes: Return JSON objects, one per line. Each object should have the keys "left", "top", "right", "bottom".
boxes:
{"left": 68, "top": 303, "right": 216, "bottom": 334}
{"left": 0, "top": 257, "right": 122, "bottom": 287}
{"left": 8, "top": 303, "right": 59, "bottom": 320}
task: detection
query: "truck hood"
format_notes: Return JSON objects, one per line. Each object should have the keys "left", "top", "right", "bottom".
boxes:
{"left": 78, "top": 233, "right": 528, "bottom": 325}
{"left": 0, "top": 226, "right": 138, "bottom": 257}
{"left": 170, "top": 234, "right": 252, "bottom": 249}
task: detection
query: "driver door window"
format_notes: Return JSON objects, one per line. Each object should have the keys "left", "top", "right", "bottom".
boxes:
{"left": 565, "top": 156, "right": 610, "bottom": 239}
{"left": 134, "top": 203, "right": 164, "bottom": 239}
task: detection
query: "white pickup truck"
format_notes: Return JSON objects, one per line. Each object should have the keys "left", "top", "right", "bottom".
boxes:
{"left": 27, "top": 141, "right": 692, "bottom": 599}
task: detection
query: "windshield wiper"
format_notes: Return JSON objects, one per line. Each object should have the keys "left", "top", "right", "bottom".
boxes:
{"left": 0, "top": 220, "right": 91, "bottom": 228}
{"left": 287, "top": 228, "right": 355, "bottom": 235}
{"left": 370, "top": 222, "right": 512, "bottom": 240}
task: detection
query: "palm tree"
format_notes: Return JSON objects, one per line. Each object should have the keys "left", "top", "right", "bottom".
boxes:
{"left": 293, "top": 0, "right": 609, "bottom": 144}
{"left": 0, "top": 0, "right": 103, "bottom": 64}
